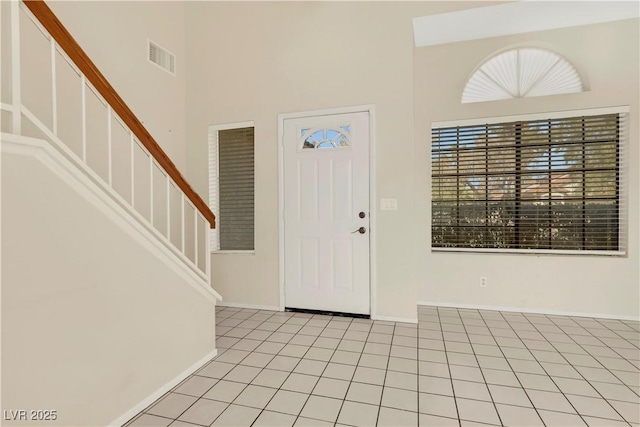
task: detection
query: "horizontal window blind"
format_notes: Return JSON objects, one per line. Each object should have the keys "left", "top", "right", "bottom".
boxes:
{"left": 211, "top": 127, "right": 255, "bottom": 251}
{"left": 431, "top": 112, "right": 625, "bottom": 253}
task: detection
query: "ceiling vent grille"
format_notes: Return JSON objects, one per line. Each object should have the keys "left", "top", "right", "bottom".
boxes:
{"left": 148, "top": 40, "right": 175, "bottom": 75}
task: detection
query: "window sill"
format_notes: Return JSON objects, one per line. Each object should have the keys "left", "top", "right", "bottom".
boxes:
{"left": 431, "top": 247, "right": 626, "bottom": 257}
{"left": 211, "top": 250, "right": 256, "bottom": 255}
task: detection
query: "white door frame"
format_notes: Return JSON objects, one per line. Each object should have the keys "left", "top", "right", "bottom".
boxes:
{"left": 278, "top": 105, "right": 377, "bottom": 317}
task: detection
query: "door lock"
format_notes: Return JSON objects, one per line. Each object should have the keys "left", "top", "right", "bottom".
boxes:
{"left": 352, "top": 227, "right": 366, "bottom": 234}
{"left": 359, "top": 211, "right": 366, "bottom": 218}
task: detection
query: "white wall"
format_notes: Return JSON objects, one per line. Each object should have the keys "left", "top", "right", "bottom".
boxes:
{"left": 184, "top": 1, "right": 482, "bottom": 319}
{"left": 414, "top": 19, "right": 639, "bottom": 319}
{"left": 1, "top": 136, "right": 217, "bottom": 426}
{"left": 185, "top": 2, "right": 638, "bottom": 320}
{"left": 12, "top": 1, "right": 635, "bottom": 320}
{"left": 1, "top": 0, "right": 200, "bottom": 273}
{"left": 47, "top": 1, "right": 188, "bottom": 170}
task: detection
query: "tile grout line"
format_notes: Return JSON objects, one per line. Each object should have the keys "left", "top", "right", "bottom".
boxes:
{"left": 513, "top": 311, "right": 632, "bottom": 425}
{"left": 452, "top": 309, "right": 540, "bottom": 424}
{"left": 434, "top": 306, "right": 463, "bottom": 427}
{"left": 417, "top": 308, "right": 465, "bottom": 425}
{"left": 417, "top": 306, "right": 640, "bottom": 424}
{"left": 335, "top": 318, "right": 377, "bottom": 427}
{"left": 530, "top": 313, "right": 634, "bottom": 426}
{"left": 131, "top": 306, "right": 638, "bottom": 427}
{"left": 172, "top": 308, "right": 295, "bottom": 426}
{"left": 290, "top": 314, "right": 355, "bottom": 426}
{"left": 495, "top": 310, "right": 588, "bottom": 427}
{"left": 564, "top": 323, "right": 640, "bottom": 400}
{"left": 185, "top": 307, "right": 283, "bottom": 426}
{"left": 251, "top": 310, "right": 335, "bottom": 426}
{"left": 593, "top": 318, "right": 640, "bottom": 350}
{"left": 454, "top": 307, "right": 506, "bottom": 427}
{"left": 133, "top": 306, "right": 251, "bottom": 426}
{"left": 218, "top": 308, "right": 291, "bottom": 426}
{"left": 372, "top": 320, "right": 396, "bottom": 426}
{"left": 249, "top": 312, "right": 314, "bottom": 426}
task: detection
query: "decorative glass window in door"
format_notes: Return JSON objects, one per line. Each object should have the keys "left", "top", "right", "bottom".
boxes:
{"left": 301, "top": 126, "right": 351, "bottom": 149}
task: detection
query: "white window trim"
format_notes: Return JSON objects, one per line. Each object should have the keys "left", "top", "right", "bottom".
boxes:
{"left": 208, "top": 121, "right": 255, "bottom": 254}
{"left": 431, "top": 106, "right": 629, "bottom": 129}
{"left": 431, "top": 106, "right": 630, "bottom": 257}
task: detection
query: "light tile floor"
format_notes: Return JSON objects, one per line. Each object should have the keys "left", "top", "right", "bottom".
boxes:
{"left": 125, "top": 305, "right": 640, "bottom": 427}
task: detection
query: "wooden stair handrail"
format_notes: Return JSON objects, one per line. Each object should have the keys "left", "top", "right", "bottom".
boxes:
{"left": 23, "top": 0, "right": 216, "bottom": 228}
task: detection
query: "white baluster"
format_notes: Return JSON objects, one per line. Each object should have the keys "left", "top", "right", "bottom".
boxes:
{"left": 50, "top": 39, "right": 57, "bottom": 135}
{"left": 194, "top": 208, "right": 198, "bottom": 268}
{"left": 149, "top": 155, "right": 154, "bottom": 225}
{"left": 130, "top": 134, "right": 135, "bottom": 207}
{"left": 206, "top": 218, "right": 211, "bottom": 280}
{"left": 107, "top": 106, "right": 112, "bottom": 186}
{"left": 166, "top": 177, "right": 171, "bottom": 239}
{"left": 81, "top": 75, "right": 87, "bottom": 162}
{"left": 181, "top": 194, "right": 186, "bottom": 254}
{"left": 11, "top": 0, "right": 21, "bottom": 134}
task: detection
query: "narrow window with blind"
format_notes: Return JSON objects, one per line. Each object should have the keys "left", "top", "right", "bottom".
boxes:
{"left": 431, "top": 111, "right": 626, "bottom": 254}
{"left": 209, "top": 125, "right": 255, "bottom": 251}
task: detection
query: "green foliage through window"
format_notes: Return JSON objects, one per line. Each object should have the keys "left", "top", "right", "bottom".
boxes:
{"left": 431, "top": 114, "right": 620, "bottom": 251}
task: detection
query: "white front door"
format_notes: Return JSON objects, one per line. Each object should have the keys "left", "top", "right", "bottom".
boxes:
{"left": 283, "top": 112, "right": 370, "bottom": 315}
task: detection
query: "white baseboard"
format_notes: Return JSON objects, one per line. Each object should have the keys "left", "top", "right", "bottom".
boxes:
{"left": 217, "top": 302, "right": 281, "bottom": 312}
{"left": 373, "top": 315, "right": 418, "bottom": 324}
{"left": 417, "top": 301, "right": 640, "bottom": 322}
{"left": 110, "top": 349, "right": 218, "bottom": 427}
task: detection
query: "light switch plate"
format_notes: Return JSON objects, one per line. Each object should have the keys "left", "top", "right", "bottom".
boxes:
{"left": 380, "top": 198, "right": 398, "bottom": 211}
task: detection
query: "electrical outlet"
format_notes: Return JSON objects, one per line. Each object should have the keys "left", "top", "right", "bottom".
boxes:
{"left": 480, "top": 277, "right": 488, "bottom": 288}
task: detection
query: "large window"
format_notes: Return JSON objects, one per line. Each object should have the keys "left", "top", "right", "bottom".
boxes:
{"left": 209, "top": 124, "right": 255, "bottom": 251}
{"left": 431, "top": 110, "right": 626, "bottom": 254}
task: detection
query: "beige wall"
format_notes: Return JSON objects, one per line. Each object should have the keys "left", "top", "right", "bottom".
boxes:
{"left": 185, "top": 1, "right": 482, "bottom": 318}
{"left": 1, "top": 0, "right": 197, "bottom": 271}
{"left": 7, "top": 1, "right": 635, "bottom": 321}
{"left": 1, "top": 138, "right": 217, "bottom": 426}
{"left": 414, "top": 19, "right": 640, "bottom": 318}
{"left": 47, "top": 1, "right": 188, "bottom": 170}
{"left": 185, "top": 2, "right": 638, "bottom": 319}
{"left": 2, "top": 4, "right": 216, "bottom": 424}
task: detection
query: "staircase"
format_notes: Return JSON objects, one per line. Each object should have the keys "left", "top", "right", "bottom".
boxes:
{"left": 1, "top": 1, "right": 221, "bottom": 425}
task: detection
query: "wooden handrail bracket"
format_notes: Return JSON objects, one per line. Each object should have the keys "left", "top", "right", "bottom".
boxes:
{"left": 23, "top": 0, "right": 216, "bottom": 228}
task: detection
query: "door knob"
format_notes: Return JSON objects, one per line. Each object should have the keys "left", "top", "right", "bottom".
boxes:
{"left": 352, "top": 227, "right": 366, "bottom": 234}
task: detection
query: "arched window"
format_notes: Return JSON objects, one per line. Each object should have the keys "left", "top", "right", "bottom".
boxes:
{"left": 462, "top": 48, "right": 583, "bottom": 104}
